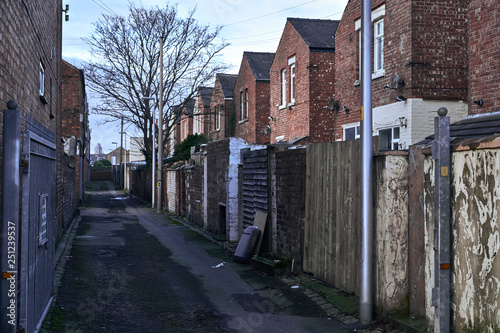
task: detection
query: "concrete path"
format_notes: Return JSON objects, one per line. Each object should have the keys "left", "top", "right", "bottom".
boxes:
{"left": 41, "top": 182, "right": 395, "bottom": 332}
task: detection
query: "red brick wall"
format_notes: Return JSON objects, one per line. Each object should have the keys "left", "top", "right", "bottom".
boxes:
{"left": 234, "top": 56, "right": 271, "bottom": 144}
{"left": 309, "top": 51, "right": 337, "bottom": 142}
{"left": 468, "top": 0, "right": 500, "bottom": 114}
{"left": 411, "top": 0, "right": 468, "bottom": 101}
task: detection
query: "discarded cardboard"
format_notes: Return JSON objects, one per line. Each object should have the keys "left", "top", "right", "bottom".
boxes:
{"left": 252, "top": 210, "right": 267, "bottom": 255}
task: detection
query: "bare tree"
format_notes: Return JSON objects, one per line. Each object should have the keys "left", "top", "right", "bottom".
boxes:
{"left": 84, "top": 4, "right": 229, "bottom": 162}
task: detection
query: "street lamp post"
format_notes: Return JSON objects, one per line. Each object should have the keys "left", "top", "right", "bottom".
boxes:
{"left": 142, "top": 96, "right": 156, "bottom": 208}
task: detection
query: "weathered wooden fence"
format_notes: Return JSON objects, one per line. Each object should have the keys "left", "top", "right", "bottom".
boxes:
{"left": 304, "top": 141, "right": 361, "bottom": 295}
{"left": 303, "top": 141, "right": 410, "bottom": 316}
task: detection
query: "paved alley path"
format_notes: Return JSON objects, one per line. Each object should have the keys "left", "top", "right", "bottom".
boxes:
{"left": 42, "top": 181, "right": 364, "bottom": 332}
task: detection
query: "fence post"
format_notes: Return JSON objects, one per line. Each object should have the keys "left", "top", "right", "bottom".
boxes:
{"left": 432, "top": 107, "right": 451, "bottom": 332}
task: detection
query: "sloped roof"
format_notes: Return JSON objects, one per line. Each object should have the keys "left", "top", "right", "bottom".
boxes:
{"left": 183, "top": 98, "right": 196, "bottom": 117}
{"left": 287, "top": 18, "right": 340, "bottom": 51}
{"left": 420, "top": 111, "right": 500, "bottom": 144}
{"left": 244, "top": 52, "right": 275, "bottom": 81}
{"left": 198, "top": 86, "right": 213, "bottom": 108}
{"left": 217, "top": 73, "right": 238, "bottom": 98}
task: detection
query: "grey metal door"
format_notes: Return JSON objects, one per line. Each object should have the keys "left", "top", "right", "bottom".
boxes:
{"left": 19, "top": 120, "right": 56, "bottom": 333}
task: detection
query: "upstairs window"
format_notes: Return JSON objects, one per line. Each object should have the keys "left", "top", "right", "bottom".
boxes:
{"left": 244, "top": 89, "right": 249, "bottom": 119}
{"left": 280, "top": 68, "right": 287, "bottom": 107}
{"left": 374, "top": 19, "right": 384, "bottom": 75}
{"left": 216, "top": 104, "right": 221, "bottom": 131}
{"left": 240, "top": 91, "right": 244, "bottom": 120}
{"left": 290, "top": 63, "right": 296, "bottom": 104}
{"left": 355, "top": 5, "right": 386, "bottom": 81}
{"left": 39, "top": 61, "right": 45, "bottom": 97}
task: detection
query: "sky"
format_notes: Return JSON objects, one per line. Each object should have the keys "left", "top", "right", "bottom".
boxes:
{"left": 62, "top": 0, "right": 348, "bottom": 154}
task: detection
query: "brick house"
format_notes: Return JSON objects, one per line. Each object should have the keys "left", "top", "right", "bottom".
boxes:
{"left": 334, "top": 0, "right": 469, "bottom": 150}
{"left": 61, "top": 60, "right": 90, "bottom": 205}
{"left": 193, "top": 86, "right": 213, "bottom": 138}
{"left": 0, "top": 1, "right": 63, "bottom": 331}
{"left": 176, "top": 98, "right": 195, "bottom": 146}
{"left": 208, "top": 73, "right": 237, "bottom": 141}
{"left": 269, "top": 18, "right": 340, "bottom": 144}
{"left": 234, "top": 52, "right": 275, "bottom": 145}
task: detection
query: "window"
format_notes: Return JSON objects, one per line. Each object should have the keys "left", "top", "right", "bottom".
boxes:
{"left": 374, "top": 19, "right": 384, "bottom": 74}
{"left": 193, "top": 102, "right": 200, "bottom": 134}
{"left": 379, "top": 127, "right": 400, "bottom": 151}
{"left": 280, "top": 68, "right": 287, "bottom": 107}
{"left": 39, "top": 62, "right": 45, "bottom": 97}
{"left": 355, "top": 5, "right": 386, "bottom": 80}
{"left": 240, "top": 91, "right": 244, "bottom": 120}
{"left": 245, "top": 89, "right": 249, "bottom": 119}
{"left": 216, "top": 104, "right": 221, "bottom": 131}
{"left": 290, "top": 63, "right": 296, "bottom": 104}
{"left": 182, "top": 121, "right": 187, "bottom": 140}
{"left": 344, "top": 125, "right": 361, "bottom": 141}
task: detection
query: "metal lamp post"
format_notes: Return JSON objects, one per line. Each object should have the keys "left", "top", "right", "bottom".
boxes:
{"left": 141, "top": 96, "right": 156, "bottom": 208}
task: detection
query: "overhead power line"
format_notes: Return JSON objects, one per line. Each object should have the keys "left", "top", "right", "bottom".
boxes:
{"left": 223, "top": 0, "right": 318, "bottom": 27}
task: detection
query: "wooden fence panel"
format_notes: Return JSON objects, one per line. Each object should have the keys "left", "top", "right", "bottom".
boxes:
{"left": 304, "top": 141, "right": 360, "bottom": 295}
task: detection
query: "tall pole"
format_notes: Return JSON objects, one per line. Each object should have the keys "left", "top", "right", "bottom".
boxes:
{"left": 152, "top": 103, "right": 156, "bottom": 208}
{"left": 157, "top": 37, "right": 164, "bottom": 213}
{"left": 120, "top": 116, "right": 124, "bottom": 188}
{"left": 360, "top": 0, "right": 374, "bottom": 325}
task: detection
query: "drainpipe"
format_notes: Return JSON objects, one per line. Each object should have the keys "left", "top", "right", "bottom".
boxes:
{"left": 359, "top": 0, "right": 374, "bottom": 325}
{"left": 1, "top": 100, "right": 21, "bottom": 333}
{"left": 432, "top": 107, "right": 451, "bottom": 332}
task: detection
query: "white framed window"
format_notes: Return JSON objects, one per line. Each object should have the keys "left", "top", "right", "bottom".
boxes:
{"left": 374, "top": 19, "right": 384, "bottom": 75}
{"left": 182, "top": 121, "right": 187, "bottom": 140}
{"left": 290, "top": 63, "right": 296, "bottom": 104}
{"left": 355, "top": 5, "right": 386, "bottom": 80}
{"left": 280, "top": 68, "right": 287, "bottom": 107}
{"left": 379, "top": 127, "right": 400, "bottom": 151}
{"left": 240, "top": 91, "right": 244, "bottom": 120}
{"left": 193, "top": 102, "right": 200, "bottom": 134}
{"left": 344, "top": 125, "right": 361, "bottom": 141}
{"left": 39, "top": 62, "right": 45, "bottom": 96}
{"left": 216, "top": 104, "right": 221, "bottom": 131}
{"left": 245, "top": 89, "right": 249, "bottom": 119}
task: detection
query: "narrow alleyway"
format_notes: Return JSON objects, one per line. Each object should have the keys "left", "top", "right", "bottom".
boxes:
{"left": 41, "top": 181, "right": 392, "bottom": 332}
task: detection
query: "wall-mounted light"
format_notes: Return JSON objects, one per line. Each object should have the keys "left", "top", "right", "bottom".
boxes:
{"left": 342, "top": 106, "right": 349, "bottom": 114}
{"left": 268, "top": 116, "right": 276, "bottom": 121}
{"left": 398, "top": 117, "right": 407, "bottom": 128}
{"left": 473, "top": 99, "right": 483, "bottom": 107}
{"left": 395, "top": 95, "right": 406, "bottom": 102}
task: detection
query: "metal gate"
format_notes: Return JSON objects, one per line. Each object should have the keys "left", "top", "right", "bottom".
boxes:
{"left": 19, "top": 115, "right": 57, "bottom": 332}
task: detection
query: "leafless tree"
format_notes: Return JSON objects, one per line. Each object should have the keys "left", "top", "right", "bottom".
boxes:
{"left": 84, "top": 4, "right": 229, "bottom": 162}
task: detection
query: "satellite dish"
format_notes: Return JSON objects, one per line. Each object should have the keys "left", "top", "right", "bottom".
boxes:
{"left": 390, "top": 74, "right": 400, "bottom": 89}
{"left": 327, "top": 98, "right": 339, "bottom": 111}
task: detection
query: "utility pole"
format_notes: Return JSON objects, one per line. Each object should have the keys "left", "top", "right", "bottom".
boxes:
{"left": 360, "top": 0, "right": 374, "bottom": 325}
{"left": 120, "top": 116, "right": 124, "bottom": 188}
{"left": 157, "top": 37, "right": 164, "bottom": 213}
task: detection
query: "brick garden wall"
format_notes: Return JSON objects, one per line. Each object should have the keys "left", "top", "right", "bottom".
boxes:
{"left": 206, "top": 138, "right": 230, "bottom": 235}
{"left": 275, "top": 148, "right": 307, "bottom": 270}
